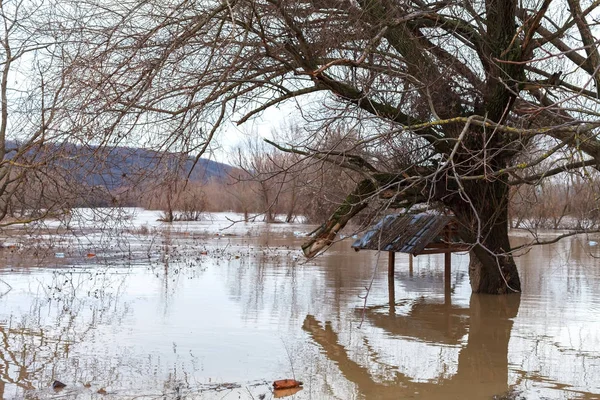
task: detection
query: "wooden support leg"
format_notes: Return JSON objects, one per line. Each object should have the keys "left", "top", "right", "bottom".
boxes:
{"left": 444, "top": 252, "right": 451, "bottom": 302}
{"left": 443, "top": 227, "right": 452, "bottom": 301}
{"left": 388, "top": 252, "right": 395, "bottom": 314}
{"left": 408, "top": 254, "right": 413, "bottom": 277}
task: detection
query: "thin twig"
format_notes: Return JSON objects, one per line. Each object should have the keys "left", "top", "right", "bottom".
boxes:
{"left": 0, "top": 278, "right": 11, "bottom": 298}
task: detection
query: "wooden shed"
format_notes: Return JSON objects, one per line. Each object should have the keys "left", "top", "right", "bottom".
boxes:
{"left": 352, "top": 212, "right": 469, "bottom": 300}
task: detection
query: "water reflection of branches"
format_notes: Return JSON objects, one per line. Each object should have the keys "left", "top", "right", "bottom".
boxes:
{"left": 0, "top": 283, "right": 130, "bottom": 399}
{"left": 224, "top": 239, "right": 303, "bottom": 322}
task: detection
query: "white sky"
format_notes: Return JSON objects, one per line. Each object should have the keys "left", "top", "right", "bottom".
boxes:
{"left": 211, "top": 96, "right": 315, "bottom": 165}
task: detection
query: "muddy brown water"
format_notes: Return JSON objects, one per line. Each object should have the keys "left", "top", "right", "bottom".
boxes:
{"left": 0, "top": 224, "right": 599, "bottom": 399}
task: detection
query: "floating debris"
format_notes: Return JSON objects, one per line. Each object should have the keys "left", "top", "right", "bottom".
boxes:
{"left": 52, "top": 380, "right": 67, "bottom": 389}
{"left": 273, "top": 379, "right": 303, "bottom": 390}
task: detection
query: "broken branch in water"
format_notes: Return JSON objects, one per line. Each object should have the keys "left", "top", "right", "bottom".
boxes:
{"left": 0, "top": 278, "right": 12, "bottom": 297}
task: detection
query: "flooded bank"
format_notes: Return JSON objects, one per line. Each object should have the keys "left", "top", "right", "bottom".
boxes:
{"left": 0, "top": 210, "right": 599, "bottom": 399}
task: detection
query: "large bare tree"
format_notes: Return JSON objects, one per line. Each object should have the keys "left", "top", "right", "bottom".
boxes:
{"left": 61, "top": 0, "right": 600, "bottom": 294}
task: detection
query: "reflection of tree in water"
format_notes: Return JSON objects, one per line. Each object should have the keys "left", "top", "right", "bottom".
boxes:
{"left": 224, "top": 236, "right": 305, "bottom": 322}
{"left": 303, "top": 294, "right": 521, "bottom": 399}
{"left": 0, "top": 271, "right": 130, "bottom": 399}
{"left": 0, "top": 230, "right": 280, "bottom": 399}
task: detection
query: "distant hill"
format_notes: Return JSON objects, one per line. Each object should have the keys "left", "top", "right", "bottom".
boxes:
{"left": 6, "top": 140, "right": 235, "bottom": 190}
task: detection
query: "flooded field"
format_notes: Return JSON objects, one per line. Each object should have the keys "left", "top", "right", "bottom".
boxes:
{"left": 0, "top": 209, "right": 599, "bottom": 399}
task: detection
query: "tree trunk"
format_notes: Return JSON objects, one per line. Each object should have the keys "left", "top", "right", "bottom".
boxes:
{"left": 451, "top": 179, "right": 521, "bottom": 294}
{"left": 260, "top": 181, "right": 275, "bottom": 223}
{"left": 468, "top": 242, "right": 520, "bottom": 294}
{"left": 285, "top": 179, "right": 297, "bottom": 223}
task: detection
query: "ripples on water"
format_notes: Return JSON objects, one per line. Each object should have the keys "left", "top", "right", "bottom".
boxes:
{"left": 0, "top": 210, "right": 599, "bottom": 399}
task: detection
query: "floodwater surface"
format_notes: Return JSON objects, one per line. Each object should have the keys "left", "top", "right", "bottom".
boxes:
{"left": 0, "top": 210, "right": 599, "bottom": 399}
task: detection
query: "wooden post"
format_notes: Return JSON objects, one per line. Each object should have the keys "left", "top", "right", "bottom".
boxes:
{"left": 408, "top": 254, "right": 413, "bottom": 277}
{"left": 444, "top": 251, "right": 451, "bottom": 292}
{"left": 444, "top": 252, "right": 451, "bottom": 304}
{"left": 444, "top": 227, "right": 452, "bottom": 294}
{"left": 388, "top": 251, "right": 396, "bottom": 314}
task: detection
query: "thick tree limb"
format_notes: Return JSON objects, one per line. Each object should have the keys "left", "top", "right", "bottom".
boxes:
{"left": 301, "top": 174, "right": 425, "bottom": 258}
{"left": 521, "top": 0, "right": 553, "bottom": 56}
{"left": 567, "top": 0, "right": 600, "bottom": 96}
{"left": 528, "top": 22, "right": 590, "bottom": 75}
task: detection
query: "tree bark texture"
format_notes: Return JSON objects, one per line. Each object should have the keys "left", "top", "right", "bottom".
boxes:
{"left": 450, "top": 178, "right": 521, "bottom": 294}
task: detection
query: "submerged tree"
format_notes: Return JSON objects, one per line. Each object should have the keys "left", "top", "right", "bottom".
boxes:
{"left": 63, "top": 0, "right": 600, "bottom": 294}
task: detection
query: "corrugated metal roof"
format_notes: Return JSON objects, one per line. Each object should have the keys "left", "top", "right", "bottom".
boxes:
{"left": 351, "top": 213, "right": 452, "bottom": 255}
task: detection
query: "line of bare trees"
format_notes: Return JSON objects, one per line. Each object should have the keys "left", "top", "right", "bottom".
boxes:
{"left": 113, "top": 122, "right": 600, "bottom": 232}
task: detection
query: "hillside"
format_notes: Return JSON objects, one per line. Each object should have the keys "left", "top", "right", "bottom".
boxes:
{"left": 6, "top": 140, "right": 234, "bottom": 189}
{"left": 67, "top": 145, "right": 233, "bottom": 189}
